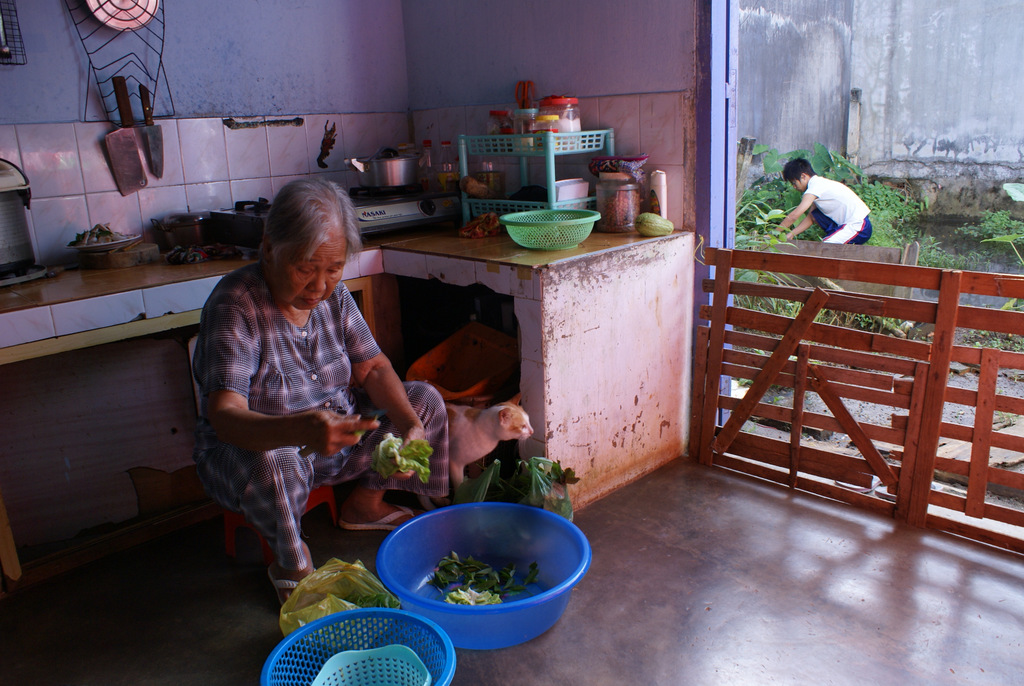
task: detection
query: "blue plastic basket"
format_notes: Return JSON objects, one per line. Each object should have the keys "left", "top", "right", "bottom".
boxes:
{"left": 261, "top": 608, "right": 456, "bottom": 686}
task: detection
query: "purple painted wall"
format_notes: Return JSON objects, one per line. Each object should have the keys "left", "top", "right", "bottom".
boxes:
{"left": 1, "top": 0, "right": 695, "bottom": 125}
{"left": 401, "top": 0, "right": 695, "bottom": 109}
{"left": 0, "top": 0, "right": 410, "bottom": 124}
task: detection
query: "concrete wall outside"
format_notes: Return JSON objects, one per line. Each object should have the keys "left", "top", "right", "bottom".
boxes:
{"left": 737, "top": 1, "right": 1024, "bottom": 219}
{"left": 736, "top": 0, "right": 853, "bottom": 160}
{"left": 851, "top": 0, "right": 1024, "bottom": 218}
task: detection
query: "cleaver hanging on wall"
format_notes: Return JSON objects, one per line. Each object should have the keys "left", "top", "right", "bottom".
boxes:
{"left": 104, "top": 75, "right": 147, "bottom": 196}
{"left": 139, "top": 84, "right": 163, "bottom": 178}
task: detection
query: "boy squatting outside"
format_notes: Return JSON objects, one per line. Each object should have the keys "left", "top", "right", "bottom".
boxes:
{"left": 778, "top": 157, "right": 872, "bottom": 245}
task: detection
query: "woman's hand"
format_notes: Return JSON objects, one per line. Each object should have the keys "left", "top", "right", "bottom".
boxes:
{"left": 301, "top": 410, "right": 379, "bottom": 456}
{"left": 401, "top": 424, "right": 426, "bottom": 445}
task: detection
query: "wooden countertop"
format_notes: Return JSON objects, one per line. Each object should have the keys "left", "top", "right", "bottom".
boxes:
{"left": 0, "top": 259, "right": 250, "bottom": 313}
{"left": 0, "top": 225, "right": 678, "bottom": 315}
{"left": 373, "top": 225, "right": 668, "bottom": 268}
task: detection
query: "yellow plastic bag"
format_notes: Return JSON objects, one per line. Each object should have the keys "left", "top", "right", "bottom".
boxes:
{"left": 279, "top": 558, "right": 399, "bottom": 636}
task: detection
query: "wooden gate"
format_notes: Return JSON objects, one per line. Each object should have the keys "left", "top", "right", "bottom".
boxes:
{"left": 690, "top": 247, "right": 1024, "bottom": 553}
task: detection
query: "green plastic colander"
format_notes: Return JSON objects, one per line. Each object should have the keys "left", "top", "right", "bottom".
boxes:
{"left": 499, "top": 209, "right": 600, "bottom": 250}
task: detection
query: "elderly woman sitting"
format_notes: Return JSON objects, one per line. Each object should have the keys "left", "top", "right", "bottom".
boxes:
{"left": 191, "top": 177, "right": 449, "bottom": 603}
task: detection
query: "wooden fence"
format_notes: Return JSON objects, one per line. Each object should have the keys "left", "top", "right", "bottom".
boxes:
{"left": 690, "top": 247, "right": 1024, "bottom": 554}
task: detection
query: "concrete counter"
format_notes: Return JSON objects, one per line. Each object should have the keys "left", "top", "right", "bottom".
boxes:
{"left": 0, "top": 227, "right": 694, "bottom": 590}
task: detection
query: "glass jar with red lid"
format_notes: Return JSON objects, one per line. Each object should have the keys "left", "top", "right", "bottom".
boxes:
{"left": 487, "top": 110, "right": 513, "bottom": 135}
{"left": 537, "top": 96, "right": 581, "bottom": 132}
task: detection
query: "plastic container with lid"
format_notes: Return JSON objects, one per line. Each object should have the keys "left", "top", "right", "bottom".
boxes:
{"left": 538, "top": 96, "right": 581, "bottom": 133}
{"left": 531, "top": 115, "right": 560, "bottom": 151}
{"left": 512, "top": 108, "right": 538, "bottom": 151}
{"left": 512, "top": 108, "right": 537, "bottom": 135}
{"left": 595, "top": 172, "right": 640, "bottom": 233}
{"left": 531, "top": 114, "right": 560, "bottom": 133}
{"left": 487, "top": 110, "right": 513, "bottom": 135}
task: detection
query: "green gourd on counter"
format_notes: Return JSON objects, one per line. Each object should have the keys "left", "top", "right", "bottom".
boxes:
{"left": 636, "top": 212, "right": 674, "bottom": 236}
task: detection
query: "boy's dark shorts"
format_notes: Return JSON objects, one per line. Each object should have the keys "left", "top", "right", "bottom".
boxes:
{"left": 811, "top": 208, "right": 872, "bottom": 245}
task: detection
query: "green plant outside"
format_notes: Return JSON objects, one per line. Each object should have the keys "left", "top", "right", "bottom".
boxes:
{"left": 733, "top": 147, "right": 1024, "bottom": 332}
{"left": 737, "top": 144, "right": 921, "bottom": 256}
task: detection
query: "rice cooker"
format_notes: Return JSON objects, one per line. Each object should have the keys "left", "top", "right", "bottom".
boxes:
{"left": 0, "top": 159, "right": 34, "bottom": 272}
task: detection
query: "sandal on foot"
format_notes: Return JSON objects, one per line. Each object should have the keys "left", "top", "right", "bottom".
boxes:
{"left": 338, "top": 505, "right": 416, "bottom": 531}
{"left": 268, "top": 567, "right": 301, "bottom": 605}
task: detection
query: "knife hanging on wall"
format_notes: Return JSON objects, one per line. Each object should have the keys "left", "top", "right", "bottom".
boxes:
{"left": 104, "top": 76, "right": 147, "bottom": 196}
{"left": 139, "top": 84, "right": 164, "bottom": 178}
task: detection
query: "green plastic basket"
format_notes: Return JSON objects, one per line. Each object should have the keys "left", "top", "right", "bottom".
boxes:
{"left": 499, "top": 209, "right": 600, "bottom": 250}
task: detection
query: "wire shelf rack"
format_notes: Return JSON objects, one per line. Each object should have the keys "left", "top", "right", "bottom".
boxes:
{"left": 63, "top": 0, "right": 174, "bottom": 124}
{"left": 0, "top": 0, "right": 27, "bottom": 65}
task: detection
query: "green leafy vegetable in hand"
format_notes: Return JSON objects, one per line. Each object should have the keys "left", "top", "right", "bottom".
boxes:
{"left": 371, "top": 433, "right": 432, "bottom": 484}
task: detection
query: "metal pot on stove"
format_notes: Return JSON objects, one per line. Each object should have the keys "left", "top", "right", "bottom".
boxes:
{"left": 150, "top": 210, "right": 212, "bottom": 251}
{"left": 345, "top": 147, "right": 420, "bottom": 188}
{"left": 0, "top": 158, "right": 34, "bottom": 273}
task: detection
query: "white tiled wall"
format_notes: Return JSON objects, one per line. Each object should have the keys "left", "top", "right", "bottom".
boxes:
{"left": 0, "top": 115, "right": 384, "bottom": 268}
{"left": 1, "top": 90, "right": 688, "bottom": 269}
{"left": 0, "top": 241, "right": 387, "bottom": 350}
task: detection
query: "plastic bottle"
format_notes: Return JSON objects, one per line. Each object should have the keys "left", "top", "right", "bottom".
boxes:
{"left": 437, "top": 140, "right": 459, "bottom": 193}
{"left": 650, "top": 170, "right": 668, "bottom": 219}
{"left": 418, "top": 140, "right": 437, "bottom": 192}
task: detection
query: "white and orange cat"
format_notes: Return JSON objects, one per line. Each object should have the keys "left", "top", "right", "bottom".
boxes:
{"left": 419, "top": 395, "right": 533, "bottom": 509}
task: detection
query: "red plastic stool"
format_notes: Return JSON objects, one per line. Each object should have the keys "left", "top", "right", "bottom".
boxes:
{"left": 223, "top": 485, "right": 338, "bottom": 565}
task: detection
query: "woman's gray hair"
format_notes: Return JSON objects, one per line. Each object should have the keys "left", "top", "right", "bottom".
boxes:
{"left": 261, "top": 177, "right": 362, "bottom": 263}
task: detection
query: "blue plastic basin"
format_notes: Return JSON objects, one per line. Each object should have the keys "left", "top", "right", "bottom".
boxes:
{"left": 376, "top": 502, "right": 592, "bottom": 650}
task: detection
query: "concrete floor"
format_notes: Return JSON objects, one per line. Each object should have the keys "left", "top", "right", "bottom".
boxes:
{"left": 2, "top": 458, "right": 1024, "bottom": 685}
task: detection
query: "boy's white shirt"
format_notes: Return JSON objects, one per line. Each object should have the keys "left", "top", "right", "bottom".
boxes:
{"left": 805, "top": 175, "right": 870, "bottom": 226}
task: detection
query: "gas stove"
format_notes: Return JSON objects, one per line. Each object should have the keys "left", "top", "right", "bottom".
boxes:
{"left": 349, "top": 187, "right": 460, "bottom": 236}
{"left": 209, "top": 189, "right": 460, "bottom": 247}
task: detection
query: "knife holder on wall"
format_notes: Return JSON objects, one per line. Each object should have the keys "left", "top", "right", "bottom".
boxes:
{"left": 63, "top": 0, "right": 174, "bottom": 124}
